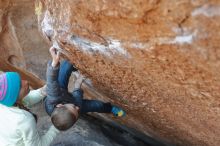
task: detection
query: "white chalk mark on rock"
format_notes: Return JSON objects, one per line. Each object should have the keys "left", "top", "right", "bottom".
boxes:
{"left": 68, "top": 35, "right": 130, "bottom": 58}
{"left": 192, "top": 5, "right": 220, "bottom": 17}
{"left": 41, "top": 10, "right": 55, "bottom": 39}
{"left": 170, "top": 34, "right": 194, "bottom": 44}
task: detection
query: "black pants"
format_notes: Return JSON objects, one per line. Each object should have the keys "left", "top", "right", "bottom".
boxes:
{"left": 58, "top": 60, "right": 112, "bottom": 114}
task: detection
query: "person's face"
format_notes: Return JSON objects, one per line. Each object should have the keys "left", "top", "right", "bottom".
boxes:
{"left": 18, "top": 80, "right": 30, "bottom": 100}
{"left": 57, "top": 103, "right": 79, "bottom": 119}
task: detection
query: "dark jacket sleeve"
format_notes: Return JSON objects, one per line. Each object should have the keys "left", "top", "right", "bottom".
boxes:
{"left": 45, "top": 60, "right": 61, "bottom": 115}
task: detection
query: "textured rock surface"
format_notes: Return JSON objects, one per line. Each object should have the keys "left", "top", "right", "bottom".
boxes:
{"left": 0, "top": 1, "right": 146, "bottom": 146}
{"left": 36, "top": 0, "right": 220, "bottom": 146}
{"left": 1, "top": 0, "right": 220, "bottom": 146}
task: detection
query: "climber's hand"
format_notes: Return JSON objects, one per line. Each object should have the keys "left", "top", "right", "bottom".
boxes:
{"left": 50, "top": 47, "right": 60, "bottom": 67}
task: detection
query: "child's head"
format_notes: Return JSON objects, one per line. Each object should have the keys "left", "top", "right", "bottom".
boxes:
{"left": 0, "top": 72, "right": 30, "bottom": 106}
{"left": 51, "top": 103, "right": 79, "bottom": 131}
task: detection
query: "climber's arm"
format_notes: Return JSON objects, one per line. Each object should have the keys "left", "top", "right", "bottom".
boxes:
{"left": 45, "top": 47, "right": 62, "bottom": 115}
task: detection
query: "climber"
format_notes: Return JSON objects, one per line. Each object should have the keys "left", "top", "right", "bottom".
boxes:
{"left": 0, "top": 72, "right": 60, "bottom": 146}
{"left": 45, "top": 47, "right": 126, "bottom": 131}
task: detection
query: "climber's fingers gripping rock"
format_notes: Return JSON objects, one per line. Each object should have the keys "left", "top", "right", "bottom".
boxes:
{"left": 50, "top": 47, "right": 61, "bottom": 67}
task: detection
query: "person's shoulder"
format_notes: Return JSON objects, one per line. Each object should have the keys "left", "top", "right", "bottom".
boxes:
{"left": 22, "top": 110, "right": 34, "bottom": 117}
{"left": 11, "top": 108, "right": 35, "bottom": 124}
{"left": 18, "top": 110, "right": 36, "bottom": 129}
{"left": 0, "top": 104, "right": 30, "bottom": 119}
{"left": 0, "top": 105, "right": 35, "bottom": 127}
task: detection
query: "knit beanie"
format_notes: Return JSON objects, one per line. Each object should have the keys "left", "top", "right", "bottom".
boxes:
{"left": 0, "top": 72, "right": 21, "bottom": 106}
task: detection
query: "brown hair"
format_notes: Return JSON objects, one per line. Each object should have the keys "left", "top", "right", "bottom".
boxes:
{"left": 51, "top": 106, "right": 77, "bottom": 131}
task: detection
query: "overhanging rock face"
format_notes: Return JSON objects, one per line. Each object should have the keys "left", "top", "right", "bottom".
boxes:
{"left": 0, "top": 0, "right": 220, "bottom": 145}
{"left": 37, "top": 1, "right": 220, "bottom": 145}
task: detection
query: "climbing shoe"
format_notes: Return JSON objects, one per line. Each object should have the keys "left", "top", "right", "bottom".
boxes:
{"left": 111, "top": 106, "right": 126, "bottom": 117}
